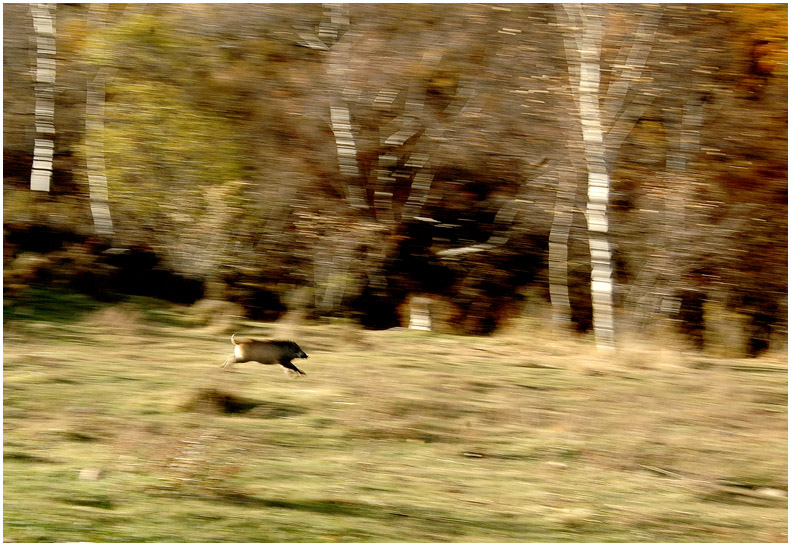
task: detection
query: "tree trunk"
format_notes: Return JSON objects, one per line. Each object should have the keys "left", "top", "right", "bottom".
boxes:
{"left": 557, "top": 4, "right": 659, "bottom": 348}
{"left": 85, "top": 3, "right": 114, "bottom": 238}
{"left": 408, "top": 296, "right": 433, "bottom": 331}
{"left": 549, "top": 91, "right": 587, "bottom": 328}
{"left": 320, "top": 4, "right": 368, "bottom": 211}
{"left": 548, "top": 167, "right": 575, "bottom": 326}
{"left": 559, "top": 4, "right": 615, "bottom": 349}
{"left": 29, "top": 3, "right": 56, "bottom": 192}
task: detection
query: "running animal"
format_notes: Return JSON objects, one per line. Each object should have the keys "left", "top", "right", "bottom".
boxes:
{"left": 221, "top": 334, "right": 308, "bottom": 375}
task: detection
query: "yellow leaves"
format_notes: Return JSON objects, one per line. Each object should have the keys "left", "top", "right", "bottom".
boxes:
{"left": 728, "top": 4, "right": 787, "bottom": 42}
{"left": 722, "top": 4, "right": 788, "bottom": 77}
{"left": 59, "top": 18, "right": 87, "bottom": 57}
{"left": 100, "top": 67, "right": 245, "bottom": 222}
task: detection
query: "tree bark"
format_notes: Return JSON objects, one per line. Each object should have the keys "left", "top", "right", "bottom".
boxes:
{"left": 29, "top": 3, "right": 56, "bottom": 192}
{"left": 558, "top": 4, "right": 615, "bottom": 349}
{"left": 548, "top": 167, "right": 575, "bottom": 326}
{"left": 557, "top": 4, "right": 659, "bottom": 349}
{"left": 84, "top": 3, "right": 115, "bottom": 238}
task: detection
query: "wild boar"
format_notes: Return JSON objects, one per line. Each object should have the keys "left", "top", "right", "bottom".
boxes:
{"left": 221, "top": 334, "right": 308, "bottom": 375}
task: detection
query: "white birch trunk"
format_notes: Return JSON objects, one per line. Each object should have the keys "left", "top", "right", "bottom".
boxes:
{"left": 548, "top": 167, "right": 575, "bottom": 325}
{"left": 329, "top": 103, "right": 366, "bottom": 209}
{"left": 550, "top": 53, "right": 587, "bottom": 328}
{"left": 557, "top": 4, "right": 659, "bottom": 348}
{"left": 84, "top": 4, "right": 115, "bottom": 238}
{"left": 559, "top": 4, "right": 615, "bottom": 349}
{"left": 322, "top": 4, "right": 368, "bottom": 210}
{"left": 553, "top": 8, "right": 586, "bottom": 330}
{"left": 85, "top": 69, "right": 114, "bottom": 237}
{"left": 408, "top": 296, "right": 433, "bottom": 331}
{"left": 296, "top": 5, "right": 362, "bottom": 313}
{"left": 395, "top": 50, "right": 443, "bottom": 222}
{"left": 29, "top": 3, "right": 56, "bottom": 192}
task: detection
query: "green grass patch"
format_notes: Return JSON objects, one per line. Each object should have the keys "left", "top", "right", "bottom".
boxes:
{"left": 3, "top": 286, "right": 107, "bottom": 324}
{"left": 3, "top": 298, "right": 788, "bottom": 542}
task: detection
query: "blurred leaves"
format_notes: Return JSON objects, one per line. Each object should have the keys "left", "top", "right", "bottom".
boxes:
{"left": 2, "top": 3, "right": 787, "bottom": 346}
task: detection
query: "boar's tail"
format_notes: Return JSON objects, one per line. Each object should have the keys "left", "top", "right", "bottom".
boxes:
{"left": 231, "top": 333, "right": 237, "bottom": 345}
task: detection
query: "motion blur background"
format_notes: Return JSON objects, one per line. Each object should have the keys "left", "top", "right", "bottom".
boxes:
{"left": 4, "top": 3, "right": 787, "bottom": 354}
{"left": 3, "top": 4, "right": 788, "bottom": 543}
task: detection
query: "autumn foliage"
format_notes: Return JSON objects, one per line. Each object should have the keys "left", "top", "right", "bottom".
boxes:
{"left": 3, "top": 3, "right": 787, "bottom": 355}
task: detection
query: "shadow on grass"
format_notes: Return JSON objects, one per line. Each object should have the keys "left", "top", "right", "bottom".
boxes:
{"left": 4, "top": 451, "right": 59, "bottom": 464}
{"left": 218, "top": 493, "right": 386, "bottom": 516}
{"left": 208, "top": 492, "right": 543, "bottom": 538}
{"left": 62, "top": 494, "right": 117, "bottom": 510}
{"left": 181, "top": 388, "right": 307, "bottom": 418}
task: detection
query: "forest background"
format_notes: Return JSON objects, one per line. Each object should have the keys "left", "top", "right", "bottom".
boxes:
{"left": 3, "top": 3, "right": 788, "bottom": 355}
{"left": 3, "top": 3, "right": 788, "bottom": 542}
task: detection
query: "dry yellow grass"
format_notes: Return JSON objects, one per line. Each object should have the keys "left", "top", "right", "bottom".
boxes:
{"left": 3, "top": 298, "right": 787, "bottom": 542}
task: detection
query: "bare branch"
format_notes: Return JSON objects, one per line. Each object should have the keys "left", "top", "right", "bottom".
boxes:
{"left": 602, "top": 7, "right": 660, "bottom": 125}
{"left": 604, "top": 95, "right": 656, "bottom": 160}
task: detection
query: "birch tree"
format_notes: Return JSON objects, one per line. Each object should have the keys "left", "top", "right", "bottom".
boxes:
{"left": 548, "top": 164, "right": 577, "bottom": 326}
{"left": 620, "top": 7, "right": 721, "bottom": 331}
{"left": 300, "top": 5, "right": 485, "bottom": 318}
{"left": 548, "top": 108, "right": 586, "bottom": 328}
{"left": 557, "top": 4, "right": 659, "bottom": 349}
{"left": 29, "top": 3, "right": 56, "bottom": 192}
{"left": 84, "top": 3, "right": 115, "bottom": 238}
{"left": 628, "top": 94, "right": 706, "bottom": 326}
{"left": 296, "top": 4, "right": 364, "bottom": 314}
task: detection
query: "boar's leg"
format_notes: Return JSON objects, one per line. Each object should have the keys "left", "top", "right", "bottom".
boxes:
{"left": 221, "top": 354, "right": 236, "bottom": 370}
{"left": 279, "top": 359, "right": 306, "bottom": 376}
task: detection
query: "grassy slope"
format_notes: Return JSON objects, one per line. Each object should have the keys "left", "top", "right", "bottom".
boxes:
{"left": 3, "top": 296, "right": 787, "bottom": 542}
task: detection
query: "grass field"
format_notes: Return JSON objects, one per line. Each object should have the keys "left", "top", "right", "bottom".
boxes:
{"left": 3, "top": 291, "right": 788, "bottom": 542}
